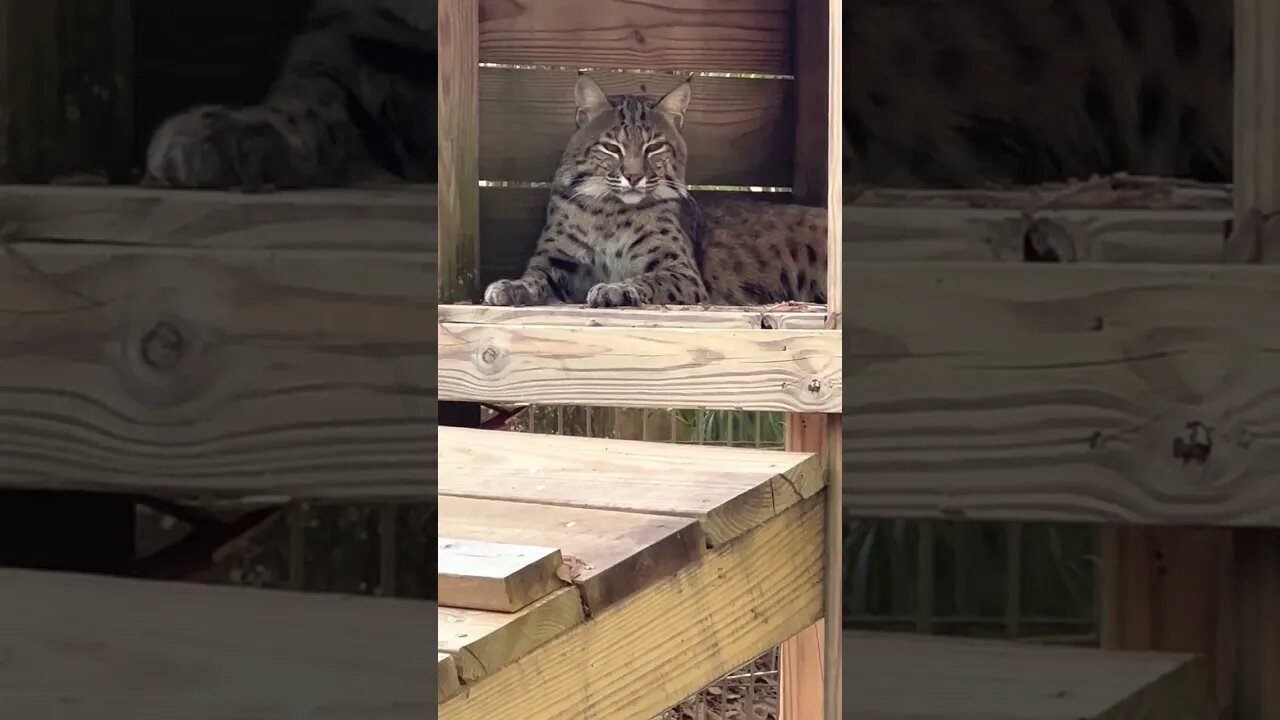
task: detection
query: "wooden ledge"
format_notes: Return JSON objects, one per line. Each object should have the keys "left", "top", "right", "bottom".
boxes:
{"left": 843, "top": 630, "right": 1218, "bottom": 719}
{"left": 438, "top": 304, "right": 841, "bottom": 412}
{"left": 0, "top": 569, "right": 431, "bottom": 718}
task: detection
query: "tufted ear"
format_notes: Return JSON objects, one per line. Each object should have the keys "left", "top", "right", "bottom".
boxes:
{"left": 655, "top": 76, "right": 692, "bottom": 128}
{"left": 574, "top": 73, "right": 612, "bottom": 127}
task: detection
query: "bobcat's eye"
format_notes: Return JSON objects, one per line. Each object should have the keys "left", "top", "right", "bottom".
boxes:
{"left": 645, "top": 141, "right": 671, "bottom": 157}
{"left": 598, "top": 141, "right": 624, "bottom": 156}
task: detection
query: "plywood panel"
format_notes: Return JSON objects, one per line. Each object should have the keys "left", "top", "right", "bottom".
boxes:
{"left": 842, "top": 262, "right": 1280, "bottom": 526}
{"left": 480, "top": 68, "right": 793, "bottom": 185}
{"left": 477, "top": 0, "right": 793, "bottom": 74}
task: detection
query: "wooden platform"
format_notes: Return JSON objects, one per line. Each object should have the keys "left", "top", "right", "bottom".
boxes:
{"left": 843, "top": 631, "right": 1218, "bottom": 719}
{"left": 0, "top": 568, "right": 431, "bottom": 719}
{"left": 437, "top": 426, "right": 828, "bottom": 719}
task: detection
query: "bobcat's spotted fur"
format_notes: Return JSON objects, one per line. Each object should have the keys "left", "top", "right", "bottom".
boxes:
{"left": 844, "top": 0, "right": 1233, "bottom": 188}
{"left": 143, "top": 0, "right": 434, "bottom": 191}
{"left": 483, "top": 75, "right": 827, "bottom": 308}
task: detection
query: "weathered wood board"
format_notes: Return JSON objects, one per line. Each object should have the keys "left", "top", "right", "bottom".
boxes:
{"left": 843, "top": 262, "right": 1280, "bottom": 526}
{"left": 438, "top": 492, "right": 826, "bottom": 720}
{"left": 438, "top": 586, "right": 586, "bottom": 686}
{"left": 438, "top": 495, "right": 705, "bottom": 612}
{"left": 477, "top": 0, "right": 794, "bottom": 74}
{"left": 480, "top": 68, "right": 792, "bottom": 185}
{"left": 438, "top": 426, "right": 823, "bottom": 545}
{"left": 438, "top": 652, "right": 463, "bottom": 703}
{"left": 842, "top": 631, "right": 1217, "bottom": 719}
{"left": 437, "top": 536, "right": 565, "bottom": 612}
{"left": 0, "top": 569, "right": 431, "bottom": 719}
{"left": 439, "top": 315, "right": 840, "bottom": 413}
{"left": 440, "top": 303, "right": 828, "bottom": 329}
{"left": 0, "top": 184, "right": 434, "bottom": 499}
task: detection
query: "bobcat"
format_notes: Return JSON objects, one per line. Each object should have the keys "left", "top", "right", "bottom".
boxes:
{"left": 142, "top": 0, "right": 434, "bottom": 191}
{"left": 483, "top": 74, "right": 828, "bottom": 308}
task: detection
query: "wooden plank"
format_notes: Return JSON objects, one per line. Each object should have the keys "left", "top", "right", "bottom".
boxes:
{"left": 0, "top": 244, "right": 433, "bottom": 500}
{"left": 437, "top": 495, "right": 704, "bottom": 613}
{"left": 438, "top": 586, "right": 586, "bottom": 686}
{"left": 480, "top": 68, "right": 792, "bottom": 185}
{"left": 842, "top": 262, "right": 1280, "bottom": 525}
{"left": 438, "top": 427, "right": 823, "bottom": 545}
{"left": 438, "top": 536, "right": 566, "bottom": 613}
{"left": 439, "top": 653, "right": 463, "bottom": 703}
{"left": 476, "top": 0, "right": 793, "bottom": 74}
{"left": 0, "top": 1, "right": 134, "bottom": 183}
{"left": 0, "top": 184, "right": 435, "bottom": 252}
{"left": 440, "top": 303, "right": 828, "bottom": 329}
{"left": 479, "top": 187, "right": 792, "bottom": 285}
{"left": 438, "top": 491, "right": 826, "bottom": 720}
{"left": 439, "top": 0, "right": 480, "bottom": 301}
{"left": 1, "top": 569, "right": 431, "bottom": 718}
{"left": 845, "top": 206, "right": 1230, "bottom": 263}
{"left": 841, "top": 631, "right": 1218, "bottom": 719}
{"left": 438, "top": 322, "right": 841, "bottom": 412}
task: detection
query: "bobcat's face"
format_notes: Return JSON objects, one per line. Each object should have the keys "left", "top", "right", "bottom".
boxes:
{"left": 559, "top": 75, "right": 692, "bottom": 205}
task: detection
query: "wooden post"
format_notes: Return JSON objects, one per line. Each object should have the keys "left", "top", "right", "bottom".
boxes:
{"left": 0, "top": 0, "right": 134, "bottom": 182}
{"left": 437, "top": 0, "right": 482, "bottom": 428}
{"left": 780, "top": 1, "right": 841, "bottom": 717}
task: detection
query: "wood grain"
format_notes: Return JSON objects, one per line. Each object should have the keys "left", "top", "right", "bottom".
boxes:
{"left": 438, "top": 492, "right": 826, "bottom": 720}
{"left": 440, "top": 303, "right": 828, "bottom": 329}
{"left": 0, "top": 245, "right": 433, "bottom": 500}
{"left": 477, "top": 0, "right": 793, "bottom": 74}
{"left": 437, "top": 495, "right": 704, "bottom": 613}
{"left": 438, "top": 586, "right": 586, "bottom": 686}
{"left": 439, "top": 0, "right": 480, "bottom": 301}
{"left": 842, "top": 262, "right": 1280, "bottom": 525}
{"left": 438, "top": 536, "right": 565, "bottom": 613}
{"left": 438, "top": 426, "right": 823, "bottom": 545}
{"left": 439, "top": 652, "right": 463, "bottom": 703}
{"left": 842, "top": 631, "right": 1217, "bottom": 719}
{"left": 438, "top": 322, "right": 840, "bottom": 412}
{"left": 480, "top": 68, "right": 792, "bottom": 185}
{"left": 0, "top": 569, "right": 431, "bottom": 719}
{"left": 478, "top": 187, "right": 792, "bottom": 287}
{"left": 0, "top": 184, "right": 435, "bottom": 252}
{"left": 844, "top": 206, "right": 1229, "bottom": 263}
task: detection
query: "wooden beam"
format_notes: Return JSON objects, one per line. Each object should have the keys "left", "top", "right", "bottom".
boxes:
{"left": 438, "top": 0, "right": 479, "bottom": 303}
{"left": 438, "top": 492, "right": 826, "bottom": 720}
{"left": 2, "top": 569, "right": 431, "bottom": 717}
{"left": 438, "top": 319, "right": 841, "bottom": 412}
{"left": 439, "top": 302, "right": 827, "bottom": 329}
{"left": 842, "top": 262, "right": 1280, "bottom": 525}
{"left": 437, "top": 536, "right": 566, "bottom": 613}
{"left": 0, "top": 1, "right": 134, "bottom": 183}
{"left": 438, "top": 586, "right": 586, "bottom": 687}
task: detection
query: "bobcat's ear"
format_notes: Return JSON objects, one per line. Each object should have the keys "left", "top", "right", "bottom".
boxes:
{"left": 574, "top": 73, "right": 612, "bottom": 127}
{"left": 655, "top": 76, "right": 692, "bottom": 128}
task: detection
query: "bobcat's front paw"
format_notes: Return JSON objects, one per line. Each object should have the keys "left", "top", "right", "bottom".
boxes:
{"left": 484, "top": 279, "right": 539, "bottom": 306}
{"left": 143, "top": 106, "right": 292, "bottom": 192}
{"left": 586, "top": 282, "right": 643, "bottom": 308}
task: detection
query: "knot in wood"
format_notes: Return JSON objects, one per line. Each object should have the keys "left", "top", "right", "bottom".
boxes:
{"left": 806, "top": 378, "right": 822, "bottom": 394}
{"left": 140, "top": 321, "right": 187, "bottom": 370}
{"left": 1172, "top": 421, "right": 1213, "bottom": 464}
{"left": 480, "top": 346, "right": 500, "bottom": 364}
{"left": 760, "top": 315, "right": 779, "bottom": 330}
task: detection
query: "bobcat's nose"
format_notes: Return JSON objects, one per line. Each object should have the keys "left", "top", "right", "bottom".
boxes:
{"left": 622, "top": 172, "right": 645, "bottom": 188}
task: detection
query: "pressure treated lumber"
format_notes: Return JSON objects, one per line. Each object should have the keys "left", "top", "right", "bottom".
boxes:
{"left": 438, "top": 586, "right": 587, "bottom": 687}
{"left": 438, "top": 426, "right": 823, "bottom": 545}
{"left": 439, "top": 652, "right": 463, "bottom": 703}
{"left": 0, "top": 569, "right": 430, "bottom": 719}
{"left": 438, "top": 318, "right": 840, "bottom": 413}
{"left": 437, "top": 536, "right": 566, "bottom": 613}
{"left": 438, "top": 492, "right": 825, "bottom": 720}
{"left": 841, "top": 631, "right": 1217, "bottom": 719}
{"left": 437, "top": 495, "right": 704, "bottom": 613}
{"left": 842, "top": 262, "right": 1280, "bottom": 526}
